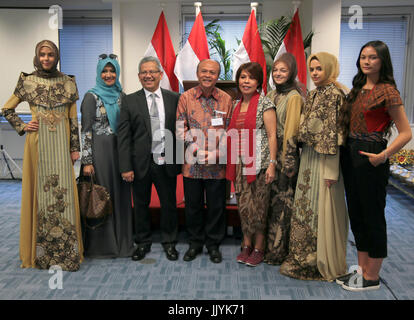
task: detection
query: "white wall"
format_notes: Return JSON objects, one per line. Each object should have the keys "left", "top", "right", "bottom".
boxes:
{"left": 309, "top": 0, "right": 341, "bottom": 91}
{"left": 0, "top": 8, "right": 59, "bottom": 114}
{"left": 0, "top": 8, "right": 59, "bottom": 163}
{"left": 116, "top": 1, "right": 180, "bottom": 94}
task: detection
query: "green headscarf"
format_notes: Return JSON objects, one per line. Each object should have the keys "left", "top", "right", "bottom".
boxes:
{"left": 88, "top": 56, "right": 122, "bottom": 133}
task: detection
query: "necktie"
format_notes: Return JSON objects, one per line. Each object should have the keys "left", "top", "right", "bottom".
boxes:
{"left": 149, "top": 93, "right": 162, "bottom": 154}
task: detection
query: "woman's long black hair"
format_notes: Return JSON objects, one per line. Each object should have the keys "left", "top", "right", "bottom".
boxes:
{"left": 347, "top": 40, "right": 397, "bottom": 105}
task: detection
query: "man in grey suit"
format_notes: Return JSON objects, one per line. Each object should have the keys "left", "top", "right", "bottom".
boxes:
{"left": 118, "top": 56, "right": 181, "bottom": 261}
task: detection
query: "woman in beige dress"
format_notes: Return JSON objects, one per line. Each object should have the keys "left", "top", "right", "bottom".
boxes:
{"left": 1, "top": 40, "right": 83, "bottom": 271}
{"left": 280, "top": 52, "right": 349, "bottom": 281}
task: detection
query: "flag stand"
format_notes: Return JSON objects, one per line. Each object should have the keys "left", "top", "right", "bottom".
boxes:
{"left": 0, "top": 145, "right": 22, "bottom": 180}
{"left": 194, "top": 2, "right": 202, "bottom": 15}
{"left": 251, "top": 2, "right": 258, "bottom": 15}
{"left": 0, "top": 112, "right": 23, "bottom": 180}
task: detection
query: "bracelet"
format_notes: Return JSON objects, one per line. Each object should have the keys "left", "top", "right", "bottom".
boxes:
{"left": 269, "top": 159, "right": 277, "bottom": 164}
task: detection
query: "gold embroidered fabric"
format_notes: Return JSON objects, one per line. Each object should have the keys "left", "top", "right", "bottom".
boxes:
{"left": 298, "top": 83, "right": 346, "bottom": 155}
{"left": 13, "top": 72, "right": 78, "bottom": 108}
{"left": 1, "top": 72, "right": 83, "bottom": 271}
{"left": 36, "top": 108, "right": 65, "bottom": 132}
{"left": 1, "top": 106, "right": 27, "bottom": 135}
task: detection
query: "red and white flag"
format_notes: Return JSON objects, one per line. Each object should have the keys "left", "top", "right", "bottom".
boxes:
{"left": 269, "top": 8, "right": 306, "bottom": 90}
{"left": 233, "top": 10, "right": 267, "bottom": 94}
{"left": 174, "top": 12, "right": 210, "bottom": 87}
{"left": 144, "top": 11, "right": 178, "bottom": 92}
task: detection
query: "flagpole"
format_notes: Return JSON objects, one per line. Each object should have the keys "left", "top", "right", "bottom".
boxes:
{"left": 250, "top": 2, "right": 258, "bottom": 16}
{"left": 159, "top": 2, "right": 165, "bottom": 11}
{"left": 194, "top": 2, "right": 202, "bottom": 16}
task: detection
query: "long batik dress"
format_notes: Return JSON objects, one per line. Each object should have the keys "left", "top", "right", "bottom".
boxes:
{"left": 2, "top": 72, "right": 84, "bottom": 271}
{"left": 265, "top": 89, "right": 303, "bottom": 265}
{"left": 233, "top": 95, "right": 275, "bottom": 240}
{"left": 279, "top": 83, "right": 349, "bottom": 281}
{"left": 80, "top": 92, "right": 134, "bottom": 258}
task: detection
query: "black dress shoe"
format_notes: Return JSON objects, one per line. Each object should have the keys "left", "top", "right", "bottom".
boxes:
{"left": 208, "top": 248, "right": 222, "bottom": 263}
{"left": 183, "top": 247, "right": 202, "bottom": 262}
{"left": 132, "top": 246, "right": 150, "bottom": 261}
{"left": 164, "top": 245, "right": 179, "bottom": 261}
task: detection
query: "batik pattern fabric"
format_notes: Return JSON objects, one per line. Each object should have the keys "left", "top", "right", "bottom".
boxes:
{"left": 279, "top": 83, "right": 348, "bottom": 281}
{"left": 231, "top": 95, "right": 276, "bottom": 173}
{"left": 35, "top": 107, "right": 81, "bottom": 271}
{"left": 349, "top": 83, "right": 403, "bottom": 142}
{"left": 298, "top": 83, "right": 346, "bottom": 155}
{"left": 264, "top": 89, "right": 302, "bottom": 265}
{"left": 231, "top": 94, "right": 275, "bottom": 239}
{"left": 81, "top": 92, "right": 120, "bottom": 165}
{"left": 279, "top": 146, "right": 324, "bottom": 280}
{"left": 176, "top": 86, "right": 233, "bottom": 179}
{"left": 235, "top": 165, "right": 270, "bottom": 237}
{"left": 1, "top": 72, "right": 83, "bottom": 271}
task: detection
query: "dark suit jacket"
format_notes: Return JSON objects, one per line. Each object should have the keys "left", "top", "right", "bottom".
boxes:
{"left": 118, "top": 88, "right": 181, "bottom": 180}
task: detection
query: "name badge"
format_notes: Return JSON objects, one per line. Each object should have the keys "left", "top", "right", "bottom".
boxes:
{"left": 211, "top": 117, "right": 223, "bottom": 126}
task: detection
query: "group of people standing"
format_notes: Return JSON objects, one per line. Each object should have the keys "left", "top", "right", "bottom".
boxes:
{"left": 2, "top": 39, "right": 411, "bottom": 293}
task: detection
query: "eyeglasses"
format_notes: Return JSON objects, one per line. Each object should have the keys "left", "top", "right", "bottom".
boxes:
{"left": 139, "top": 70, "right": 160, "bottom": 76}
{"left": 99, "top": 53, "right": 118, "bottom": 60}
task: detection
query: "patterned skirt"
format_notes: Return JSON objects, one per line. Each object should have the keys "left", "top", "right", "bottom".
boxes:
{"left": 234, "top": 164, "right": 270, "bottom": 238}
{"left": 264, "top": 162, "right": 299, "bottom": 264}
{"left": 20, "top": 105, "right": 83, "bottom": 271}
{"left": 279, "top": 145, "right": 348, "bottom": 281}
{"left": 279, "top": 145, "right": 323, "bottom": 280}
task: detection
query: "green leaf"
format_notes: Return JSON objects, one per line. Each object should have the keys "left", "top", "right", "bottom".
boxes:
{"left": 259, "top": 14, "right": 313, "bottom": 83}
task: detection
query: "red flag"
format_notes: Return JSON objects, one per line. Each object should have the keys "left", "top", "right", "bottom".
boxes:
{"left": 174, "top": 12, "right": 210, "bottom": 86}
{"left": 233, "top": 10, "right": 267, "bottom": 94}
{"left": 269, "top": 8, "right": 307, "bottom": 90}
{"left": 144, "top": 11, "right": 178, "bottom": 92}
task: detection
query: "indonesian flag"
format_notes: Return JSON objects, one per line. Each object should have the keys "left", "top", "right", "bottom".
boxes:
{"left": 269, "top": 8, "right": 306, "bottom": 90}
{"left": 233, "top": 10, "right": 267, "bottom": 94}
{"left": 174, "top": 12, "right": 210, "bottom": 87}
{"left": 144, "top": 11, "right": 178, "bottom": 92}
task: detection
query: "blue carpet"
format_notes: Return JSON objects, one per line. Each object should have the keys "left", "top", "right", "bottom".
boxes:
{"left": 0, "top": 180, "right": 413, "bottom": 300}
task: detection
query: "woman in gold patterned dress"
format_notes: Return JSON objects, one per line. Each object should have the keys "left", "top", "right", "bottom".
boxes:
{"left": 279, "top": 52, "right": 349, "bottom": 281}
{"left": 264, "top": 53, "right": 304, "bottom": 265}
{"left": 1, "top": 40, "right": 83, "bottom": 271}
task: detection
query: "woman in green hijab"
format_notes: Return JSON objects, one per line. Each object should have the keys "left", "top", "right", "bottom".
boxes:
{"left": 80, "top": 54, "right": 134, "bottom": 258}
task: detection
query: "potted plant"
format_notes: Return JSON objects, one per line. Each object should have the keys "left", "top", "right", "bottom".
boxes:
{"left": 259, "top": 16, "right": 314, "bottom": 81}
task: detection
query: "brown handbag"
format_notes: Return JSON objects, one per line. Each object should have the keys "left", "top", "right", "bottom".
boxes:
{"left": 77, "top": 174, "right": 112, "bottom": 228}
